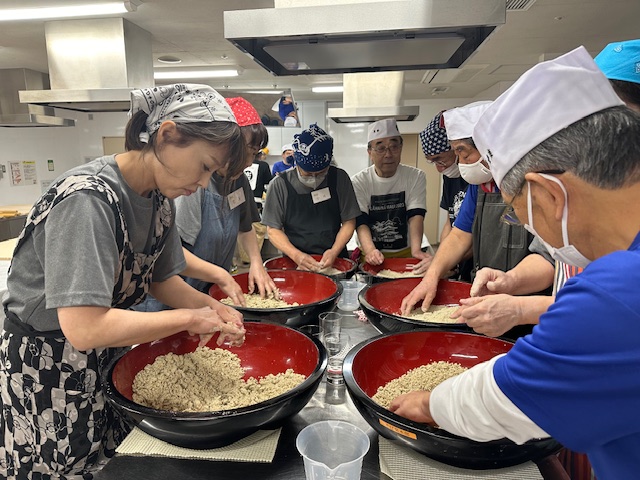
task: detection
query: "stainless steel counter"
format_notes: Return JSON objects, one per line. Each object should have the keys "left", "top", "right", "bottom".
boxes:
{"left": 95, "top": 312, "right": 569, "bottom": 480}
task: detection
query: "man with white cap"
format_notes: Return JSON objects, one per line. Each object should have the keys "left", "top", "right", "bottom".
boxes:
{"left": 389, "top": 46, "right": 640, "bottom": 479}
{"left": 351, "top": 118, "right": 432, "bottom": 271}
{"left": 419, "top": 111, "right": 472, "bottom": 281}
{"left": 401, "top": 102, "right": 538, "bottom": 329}
{"left": 271, "top": 143, "right": 295, "bottom": 175}
{"left": 262, "top": 124, "right": 360, "bottom": 271}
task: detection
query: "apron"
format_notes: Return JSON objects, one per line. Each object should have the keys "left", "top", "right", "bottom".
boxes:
{"left": 368, "top": 190, "right": 409, "bottom": 253}
{"left": 282, "top": 166, "right": 348, "bottom": 258}
{"left": 471, "top": 190, "right": 532, "bottom": 279}
{"left": 184, "top": 179, "right": 242, "bottom": 292}
{"left": 1, "top": 174, "right": 172, "bottom": 479}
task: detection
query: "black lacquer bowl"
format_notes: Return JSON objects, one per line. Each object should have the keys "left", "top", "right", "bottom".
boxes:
{"left": 343, "top": 330, "right": 561, "bottom": 469}
{"left": 104, "top": 321, "right": 328, "bottom": 449}
{"left": 359, "top": 277, "right": 473, "bottom": 333}
{"left": 209, "top": 270, "right": 341, "bottom": 327}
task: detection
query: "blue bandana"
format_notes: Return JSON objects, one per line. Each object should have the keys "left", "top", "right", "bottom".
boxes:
{"left": 419, "top": 111, "right": 450, "bottom": 156}
{"left": 293, "top": 123, "right": 333, "bottom": 172}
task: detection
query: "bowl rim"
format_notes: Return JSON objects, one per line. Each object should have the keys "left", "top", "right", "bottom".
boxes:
{"left": 342, "top": 330, "right": 524, "bottom": 446}
{"left": 103, "top": 321, "right": 329, "bottom": 420}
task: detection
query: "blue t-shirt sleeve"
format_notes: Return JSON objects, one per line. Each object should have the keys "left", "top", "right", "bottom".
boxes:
{"left": 493, "top": 250, "right": 640, "bottom": 453}
{"left": 452, "top": 184, "right": 477, "bottom": 233}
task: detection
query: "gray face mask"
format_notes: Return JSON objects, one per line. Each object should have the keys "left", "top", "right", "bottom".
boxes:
{"left": 297, "top": 169, "right": 327, "bottom": 189}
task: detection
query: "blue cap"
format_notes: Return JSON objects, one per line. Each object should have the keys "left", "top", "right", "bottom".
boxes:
{"left": 594, "top": 39, "right": 640, "bottom": 85}
{"left": 293, "top": 123, "right": 333, "bottom": 172}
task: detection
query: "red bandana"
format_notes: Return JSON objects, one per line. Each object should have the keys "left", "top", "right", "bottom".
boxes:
{"left": 225, "top": 97, "right": 262, "bottom": 126}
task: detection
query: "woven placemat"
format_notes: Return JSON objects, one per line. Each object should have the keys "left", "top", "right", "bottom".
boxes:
{"left": 116, "top": 427, "right": 281, "bottom": 463}
{"left": 379, "top": 436, "right": 543, "bottom": 480}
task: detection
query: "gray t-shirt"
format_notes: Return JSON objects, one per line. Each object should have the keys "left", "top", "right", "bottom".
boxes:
{"left": 261, "top": 167, "right": 361, "bottom": 230}
{"left": 3, "top": 155, "right": 185, "bottom": 332}
{"left": 175, "top": 174, "right": 259, "bottom": 246}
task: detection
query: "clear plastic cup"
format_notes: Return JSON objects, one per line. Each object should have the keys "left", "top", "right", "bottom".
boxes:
{"left": 319, "top": 312, "right": 343, "bottom": 340}
{"left": 337, "top": 280, "right": 366, "bottom": 311}
{"left": 296, "top": 420, "right": 370, "bottom": 480}
{"left": 323, "top": 332, "right": 350, "bottom": 358}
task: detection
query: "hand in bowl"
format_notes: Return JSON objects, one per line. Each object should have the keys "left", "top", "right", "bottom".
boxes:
{"left": 400, "top": 275, "right": 438, "bottom": 316}
{"left": 364, "top": 248, "right": 385, "bottom": 266}
{"left": 248, "top": 263, "right": 279, "bottom": 299}
{"left": 389, "top": 391, "right": 437, "bottom": 426}
{"left": 188, "top": 304, "right": 245, "bottom": 347}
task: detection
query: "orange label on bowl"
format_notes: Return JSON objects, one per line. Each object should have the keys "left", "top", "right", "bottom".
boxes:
{"left": 379, "top": 419, "right": 417, "bottom": 439}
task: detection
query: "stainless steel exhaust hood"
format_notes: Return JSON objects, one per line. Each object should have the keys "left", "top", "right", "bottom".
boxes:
{"left": 19, "top": 18, "right": 154, "bottom": 113}
{"left": 328, "top": 72, "right": 419, "bottom": 123}
{"left": 0, "top": 69, "right": 75, "bottom": 127}
{"left": 224, "top": 0, "right": 505, "bottom": 76}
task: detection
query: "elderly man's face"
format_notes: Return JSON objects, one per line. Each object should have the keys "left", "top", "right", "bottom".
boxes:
{"left": 368, "top": 136, "right": 403, "bottom": 178}
{"left": 450, "top": 139, "right": 482, "bottom": 165}
{"left": 425, "top": 150, "right": 456, "bottom": 173}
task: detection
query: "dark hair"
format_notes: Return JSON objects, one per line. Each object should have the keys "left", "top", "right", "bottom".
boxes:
{"left": 124, "top": 110, "right": 247, "bottom": 191}
{"left": 241, "top": 123, "right": 269, "bottom": 150}
{"left": 610, "top": 79, "right": 640, "bottom": 110}
{"left": 501, "top": 105, "right": 640, "bottom": 195}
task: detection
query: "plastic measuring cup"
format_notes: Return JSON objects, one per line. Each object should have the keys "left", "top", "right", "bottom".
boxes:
{"left": 337, "top": 280, "right": 366, "bottom": 311}
{"left": 296, "top": 420, "right": 370, "bottom": 480}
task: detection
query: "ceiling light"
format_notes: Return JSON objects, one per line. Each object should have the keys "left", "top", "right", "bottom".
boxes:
{"left": 154, "top": 68, "right": 242, "bottom": 80}
{"left": 242, "top": 90, "right": 285, "bottom": 94}
{"left": 157, "top": 56, "right": 182, "bottom": 65}
{"left": 0, "top": 2, "right": 141, "bottom": 21}
{"left": 311, "top": 86, "right": 344, "bottom": 93}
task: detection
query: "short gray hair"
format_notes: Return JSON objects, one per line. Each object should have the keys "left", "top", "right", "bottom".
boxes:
{"left": 500, "top": 106, "right": 640, "bottom": 196}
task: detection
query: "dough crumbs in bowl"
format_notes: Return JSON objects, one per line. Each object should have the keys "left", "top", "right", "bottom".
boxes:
{"left": 132, "top": 346, "right": 306, "bottom": 412}
{"left": 377, "top": 269, "right": 423, "bottom": 279}
{"left": 221, "top": 290, "right": 300, "bottom": 309}
{"left": 400, "top": 305, "right": 459, "bottom": 324}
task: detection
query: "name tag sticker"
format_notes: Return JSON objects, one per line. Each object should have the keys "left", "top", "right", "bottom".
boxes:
{"left": 228, "top": 187, "right": 246, "bottom": 210}
{"left": 311, "top": 187, "right": 331, "bottom": 204}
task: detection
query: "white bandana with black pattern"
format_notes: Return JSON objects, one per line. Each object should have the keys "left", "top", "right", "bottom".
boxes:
{"left": 129, "top": 84, "right": 237, "bottom": 135}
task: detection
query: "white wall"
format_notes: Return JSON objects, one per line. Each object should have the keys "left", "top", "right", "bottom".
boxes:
{"left": 0, "top": 110, "right": 128, "bottom": 206}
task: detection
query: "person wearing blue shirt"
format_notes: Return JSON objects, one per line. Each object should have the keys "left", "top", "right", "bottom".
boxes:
{"left": 389, "top": 45, "right": 640, "bottom": 480}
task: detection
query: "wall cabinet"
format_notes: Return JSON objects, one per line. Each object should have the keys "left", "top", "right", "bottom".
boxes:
{"left": 0, "top": 215, "right": 26, "bottom": 242}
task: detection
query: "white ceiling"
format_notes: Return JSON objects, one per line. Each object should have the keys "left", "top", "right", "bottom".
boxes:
{"left": 0, "top": 0, "right": 638, "bottom": 103}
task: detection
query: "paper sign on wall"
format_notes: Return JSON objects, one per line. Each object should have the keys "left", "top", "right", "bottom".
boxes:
{"left": 9, "top": 161, "right": 37, "bottom": 186}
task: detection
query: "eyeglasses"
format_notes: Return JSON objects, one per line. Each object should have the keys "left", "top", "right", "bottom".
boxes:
{"left": 370, "top": 144, "right": 401, "bottom": 155}
{"left": 425, "top": 158, "right": 453, "bottom": 167}
{"left": 500, "top": 204, "right": 522, "bottom": 226}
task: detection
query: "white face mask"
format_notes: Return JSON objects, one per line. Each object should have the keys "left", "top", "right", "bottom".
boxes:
{"left": 297, "top": 169, "right": 327, "bottom": 189}
{"left": 458, "top": 157, "right": 493, "bottom": 184}
{"left": 441, "top": 162, "right": 461, "bottom": 178}
{"left": 524, "top": 173, "right": 591, "bottom": 268}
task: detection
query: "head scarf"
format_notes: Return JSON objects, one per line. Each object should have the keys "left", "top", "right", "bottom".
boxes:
{"left": 293, "top": 123, "right": 334, "bottom": 172}
{"left": 129, "top": 84, "right": 236, "bottom": 136}
{"left": 225, "top": 97, "right": 263, "bottom": 126}
{"left": 419, "top": 111, "right": 450, "bottom": 156}
{"left": 594, "top": 39, "right": 640, "bottom": 84}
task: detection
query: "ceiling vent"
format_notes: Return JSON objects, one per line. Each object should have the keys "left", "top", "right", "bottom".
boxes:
{"left": 506, "top": 0, "right": 537, "bottom": 12}
{"left": 224, "top": 0, "right": 506, "bottom": 76}
{"left": 19, "top": 18, "right": 154, "bottom": 112}
{"left": 0, "top": 69, "right": 75, "bottom": 127}
{"left": 327, "top": 72, "right": 419, "bottom": 123}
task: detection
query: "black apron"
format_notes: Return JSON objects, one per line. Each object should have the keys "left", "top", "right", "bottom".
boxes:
{"left": 282, "top": 166, "right": 348, "bottom": 258}
{"left": 1, "top": 174, "right": 172, "bottom": 479}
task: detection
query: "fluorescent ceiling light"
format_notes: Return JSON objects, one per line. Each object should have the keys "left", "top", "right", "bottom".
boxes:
{"left": 0, "top": 2, "right": 140, "bottom": 21}
{"left": 154, "top": 69, "right": 241, "bottom": 80}
{"left": 242, "top": 90, "right": 284, "bottom": 94}
{"left": 311, "top": 86, "right": 344, "bottom": 93}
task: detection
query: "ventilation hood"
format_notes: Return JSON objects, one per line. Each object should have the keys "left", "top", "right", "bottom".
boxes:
{"left": 0, "top": 69, "right": 75, "bottom": 127}
{"left": 224, "top": 0, "right": 505, "bottom": 76}
{"left": 328, "top": 72, "right": 418, "bottom": 123}
{"left": 19, "top": 18, "right": 154, "bottom": 113}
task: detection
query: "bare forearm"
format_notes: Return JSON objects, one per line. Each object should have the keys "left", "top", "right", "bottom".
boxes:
{"left": 238, "top": 229, "right": 262, "bottom": 264}
{"left": 425, "top": 227, "right": 473, "bottom": 281}
{"left": 356, "top": 224, "right": 377, "bottom": 256}
{"left": 330, "top": 219, "right": 355, "bottom": 255}
{"left": 408, "top": 215, "right": 425, "bottom": 256}
{"left": 150, "top": 275, "right": 215, "bottom": 309}
{"left": 516, "top": 295, "right": 555, "bottom": 324}
{"left": 267, "top": 226, "right": 303, "bottom": 261}
{"left": 503, "top": 254, "right": 554, "bottom": 295}
{"left": 181, "top": 247, "right": 233, "bottom": 282}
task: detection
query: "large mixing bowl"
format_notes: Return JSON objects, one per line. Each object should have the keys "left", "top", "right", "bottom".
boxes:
{"left": 343, "top": 330, "right": 561, "bottom": 469}
{"left": 359, "top": 277, "right": 472, "bottom": 333}
{"left": 104, "top": 321, "right": 328, "bottom": 449}
{"left": 263, "top": 254, "right": 357, "bottom": 280}
{"left": 208, "top": 270, "right": 341, "bottom": 327}
{"left": 359, "top": 258, "right": 422, "bottom": 284}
